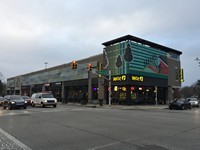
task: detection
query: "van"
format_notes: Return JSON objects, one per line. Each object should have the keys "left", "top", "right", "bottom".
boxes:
{"left": 31, "top": 92, "right": 57, "bottom": 108}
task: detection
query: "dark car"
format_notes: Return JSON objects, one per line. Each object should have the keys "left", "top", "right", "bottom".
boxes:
{"left": 0, "top": 96, "right": 4, "bottom": 106}
{"left": 3, "top": 95, "right": 27, "bottom": 110}
{"left": 21, "top": 95, "right": 32, "bottom": 105}
{"left": 169, "top": 99, "right": 191, "bottom": 110}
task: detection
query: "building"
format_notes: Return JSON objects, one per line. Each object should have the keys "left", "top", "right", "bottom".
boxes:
{"left": 6, "top": 35, "right": 183, "bottom": 105}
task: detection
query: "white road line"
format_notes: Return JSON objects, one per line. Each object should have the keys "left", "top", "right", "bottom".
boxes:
{"left": 0, "top": 128, "right": 32, "bottom": 150}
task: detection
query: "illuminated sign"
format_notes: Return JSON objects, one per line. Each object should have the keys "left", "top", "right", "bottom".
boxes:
{"left": 132, "top": 76, "right": 144, "bottom": 82}
{"left": 112, "top": 75, "right": 126, "bottom": 82}
{"left": 180, "top": 69, "right": 184, "bottom": 82}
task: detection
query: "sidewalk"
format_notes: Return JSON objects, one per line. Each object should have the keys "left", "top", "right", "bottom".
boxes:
{"left": 62, "top": 102, "right": 168, "bottom": 110}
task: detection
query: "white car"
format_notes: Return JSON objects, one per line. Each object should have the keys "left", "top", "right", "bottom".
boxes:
{"left": 31, "top": 92, "right": 57, "bottom": 108}
{"left": 186, "top": 98, "right": 199, "bottom": 108}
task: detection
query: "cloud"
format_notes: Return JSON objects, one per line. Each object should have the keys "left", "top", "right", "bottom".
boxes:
{"left": 0, "top": 0, "right": 200, "bottom": 86}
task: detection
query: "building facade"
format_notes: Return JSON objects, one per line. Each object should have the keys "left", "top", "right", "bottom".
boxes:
{"left": 6, "top": 35, "right": 183, "bottom": 105}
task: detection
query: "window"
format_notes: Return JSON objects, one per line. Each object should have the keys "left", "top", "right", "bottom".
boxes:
{"left": 169, "top": 52, "right": 180, "bottom": 60}
{"left": 175, "top": 67, "right": 179, "bottom": 81}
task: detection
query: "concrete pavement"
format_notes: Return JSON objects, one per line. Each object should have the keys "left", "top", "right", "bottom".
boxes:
{"left": 62, "top": 102, "right": 168, "bottom": 110}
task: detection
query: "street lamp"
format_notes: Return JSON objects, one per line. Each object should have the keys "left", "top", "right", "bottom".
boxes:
{"left": 195, "top": 57, "right": 200, "bottom": 66}
{"left": 44, "top": 62, "right": 48, "bottom": 69}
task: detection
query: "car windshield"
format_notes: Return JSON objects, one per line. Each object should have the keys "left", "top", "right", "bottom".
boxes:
{"left": 176, "top": 100, "right": 184, "bottom": 103}
{"left": 190, "top": 99, "right": 198, "bottom": 102}
{"left": 42, "top": 93, "right": 54, "bottom": 98}
{"left": 22, "top": 96, "right": 30, "bottom": 99}
{"left": 10, "top": 95, "right": 23, "bottom": 101}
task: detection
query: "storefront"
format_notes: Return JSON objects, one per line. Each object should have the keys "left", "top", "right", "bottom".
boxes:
{"left": 6, "top": 35, "right": 182, "bottom": 105}
{"left": 108, "top": 75, "right": 167, "bottom": 105}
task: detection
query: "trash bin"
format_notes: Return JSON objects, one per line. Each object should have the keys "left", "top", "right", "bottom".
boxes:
{"left": 99, "top": 99, "right": 103, "bottom": 106}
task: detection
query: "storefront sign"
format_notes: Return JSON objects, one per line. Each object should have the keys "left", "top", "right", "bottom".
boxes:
{"left": 112, "top": 75, "right": 126, "bottom": 82}
{"left": 132, "top": 76, "right": 144, "bottom": 82}
{"left": 180, "top": 69, "right": 184, "bottom": 82}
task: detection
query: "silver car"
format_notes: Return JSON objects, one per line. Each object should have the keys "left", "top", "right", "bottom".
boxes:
{"left": 186, "top": 98, "right": 199, "bottom": 108}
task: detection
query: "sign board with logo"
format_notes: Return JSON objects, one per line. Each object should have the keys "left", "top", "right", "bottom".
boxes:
{"left": 112, "top": 75, "right": 126, "bottom": 82}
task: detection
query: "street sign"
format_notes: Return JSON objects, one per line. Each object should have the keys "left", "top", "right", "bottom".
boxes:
{"left": 98, "top": 70, "right": 108, "bottom": 75}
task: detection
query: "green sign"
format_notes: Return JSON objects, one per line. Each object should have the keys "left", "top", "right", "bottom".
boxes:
{"left": 98, "top": 70, "right": 108, "bottom": 75}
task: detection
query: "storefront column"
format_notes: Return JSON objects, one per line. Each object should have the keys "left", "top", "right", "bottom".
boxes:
{"left": 167, "top": 86, "right": 173, "bottom": 104}
{"left": 98, "top": 77, "right": 105, "bottom": 103}
{"left": 126, "top": 85, "right": 131, "bottom": 105}
{"left": 88, "top": 71, "right": 92, "bottom": 103}
{"left": 61, "top": 82, "right": 65, "bottom": 103}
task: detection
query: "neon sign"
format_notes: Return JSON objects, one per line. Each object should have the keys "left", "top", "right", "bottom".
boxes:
{"left": 112, "top": 75, "right": 126, "bottom": 82}
{"left": 132, "top": 76, "right": 144, "bottom": 82}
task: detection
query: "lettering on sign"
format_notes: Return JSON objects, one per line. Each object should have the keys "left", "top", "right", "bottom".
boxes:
{"left": 132, "top": 76, "right": 144, "bottom": 82}
{"left": 113, "top": 75, "right": 126, "bottom": 82}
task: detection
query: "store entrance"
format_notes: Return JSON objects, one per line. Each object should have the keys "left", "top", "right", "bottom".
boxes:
{"left": 110, "top": 85, "right": 166, "bottom": 105}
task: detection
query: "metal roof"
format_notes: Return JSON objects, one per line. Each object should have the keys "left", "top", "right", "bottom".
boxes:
{"left": 102, "top": 35, "right": 182, "bottom": 55}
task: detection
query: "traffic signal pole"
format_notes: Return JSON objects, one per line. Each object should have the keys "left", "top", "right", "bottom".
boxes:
{"left": 94, "top": 69, "right": 112, "bottom": 107}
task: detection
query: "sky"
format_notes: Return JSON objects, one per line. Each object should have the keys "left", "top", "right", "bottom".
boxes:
{"left": 0, "top": 0, "right": 200, "bottom": 86}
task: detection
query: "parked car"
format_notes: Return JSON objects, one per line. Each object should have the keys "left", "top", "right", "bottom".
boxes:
{"left": 3, "top": 95, "right": 27, "bottom": 110}
{"left": 186, "top": 98, "right": 199, "bottom": 108}
{"left": 21, "top": 95, "right": 32, "bottom": 105}
{"left": 169, "top": 98, "right": 191, "bottom": 110}
{"left": 0, "top": 96, "right": 4, "bottom": 106}
{"left": 31, "top": 92, "right": 57, "bottom": 108}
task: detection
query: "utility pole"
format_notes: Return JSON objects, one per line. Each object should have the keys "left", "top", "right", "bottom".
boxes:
{"left": 108, "top": 70, "right": 112, "bottom": 107}
{"left": 44, "top": 62, "right": 48, "bottom": 69}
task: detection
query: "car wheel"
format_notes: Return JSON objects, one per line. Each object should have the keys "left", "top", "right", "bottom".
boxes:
{"left": 42, "top": 104, "right": 45, "bottom": 108}
{"left": 32, "top": 103, "right": 35, "bottom": 107}
{"left": 3, "top": 106, "right": 6, "bottom": 109}
{"left": 181, "top": 105, "right": 185, "bottom": 110}
{"left": 53, "top": 104, "right": 57, "bottom": 108}
{"left": 23, "top": 106, "right": 27, "bottom": 109}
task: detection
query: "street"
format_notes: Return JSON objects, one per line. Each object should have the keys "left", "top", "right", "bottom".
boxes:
{"left": 0, "top": 104, "right": 200, "bottom": 150}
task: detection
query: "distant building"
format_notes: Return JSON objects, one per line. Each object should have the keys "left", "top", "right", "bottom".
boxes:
{"left": 7, "top": 35, "right": 183, "bottom": 105}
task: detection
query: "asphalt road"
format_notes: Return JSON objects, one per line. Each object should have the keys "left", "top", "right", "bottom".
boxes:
{"left": 0, "top": 104, "right": 200, "bottom": 150}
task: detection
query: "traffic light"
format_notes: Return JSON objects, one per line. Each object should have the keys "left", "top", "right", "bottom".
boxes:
{"left": 88, "top": 63, "right": 92, "bottom": 71}
{"left": 97, "top": 62, "right": 102, "bottom": 77}
{"left": 97, "top": 62, "right": 102, "bottom": 71}
{"left": 71, "top": 61, "right": 77, "bottom": 69}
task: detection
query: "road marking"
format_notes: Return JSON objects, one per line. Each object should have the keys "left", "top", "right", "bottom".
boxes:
{"left": 0, "top": 128, "right": 32, "bottom": 150}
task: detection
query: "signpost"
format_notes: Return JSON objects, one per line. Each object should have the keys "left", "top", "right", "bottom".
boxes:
{"left": 98, "top": 70, "right": 108, "bottom": 75}
{"left": 97, "top": 69, "right": 112, "bottom": 107}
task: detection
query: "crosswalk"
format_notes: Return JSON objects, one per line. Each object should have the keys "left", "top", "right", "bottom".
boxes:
{"left": 0, "top": 105, "right": 106, "bottom": 116}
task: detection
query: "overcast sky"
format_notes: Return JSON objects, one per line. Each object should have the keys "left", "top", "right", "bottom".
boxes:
{"left": 0, "top": 0, "right": 200, "bottom": 86}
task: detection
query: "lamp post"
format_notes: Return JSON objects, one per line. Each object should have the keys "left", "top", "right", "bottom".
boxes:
{"left": 44, "top": 62, "right": 48, "bottom": 69}
{"left": 195, "top": 57, "right": 200, "bottom": 98}
{"left": 195, "top": 57, "right": 200, "bottom": 66}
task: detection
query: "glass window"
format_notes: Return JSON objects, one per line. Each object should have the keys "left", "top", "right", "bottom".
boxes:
{"left": 169, "top": 52, "right": 180, "bottom": 60}
{"left": 175, "top": 67, "right": 179, "bottom": 81}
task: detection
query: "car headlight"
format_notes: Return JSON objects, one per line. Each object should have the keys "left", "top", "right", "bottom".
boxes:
{"left": 25, "top": 101, "right": 28, "bottom": 103}
{"left": 11, "top": 101, "right": 16, "bottom": 104}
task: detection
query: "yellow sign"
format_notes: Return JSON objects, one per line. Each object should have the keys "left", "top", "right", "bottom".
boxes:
{"left": 180, "top": 69, "right": 184, "bottom": 82}
{"left": 132, "top": 76, "right": 144, "bottom": 82}
{"left": 113, "top": 75, "right": 126, "bottom": 82}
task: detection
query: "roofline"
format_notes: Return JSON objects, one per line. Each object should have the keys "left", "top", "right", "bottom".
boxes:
{"left": 102, "top": 35, "right": 182, "bottom": 55}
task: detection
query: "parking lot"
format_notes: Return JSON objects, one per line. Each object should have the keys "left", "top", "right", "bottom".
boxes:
{"left": 0, "top": 104, "right": 200, "bottom": 150}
